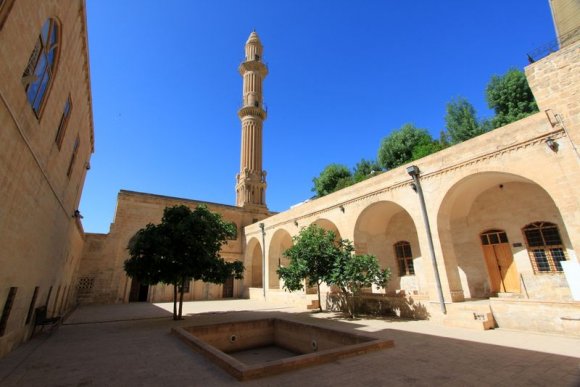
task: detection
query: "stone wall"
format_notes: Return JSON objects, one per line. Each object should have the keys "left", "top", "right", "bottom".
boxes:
{"left": 490, "top": 298, "right": 580, "bottom": 336}
{"left": 75, "top": 190, "right": 271, "bottom": 304}
{"left": 244, "top": 41, "right": 580, "bottom": 307}
{"left": 0, "top": 0, "right": 93, "bottom": 358}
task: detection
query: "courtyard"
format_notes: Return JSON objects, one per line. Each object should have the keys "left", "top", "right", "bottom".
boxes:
{"left": 0, "top": 300, "right": 578, "bottom": 386}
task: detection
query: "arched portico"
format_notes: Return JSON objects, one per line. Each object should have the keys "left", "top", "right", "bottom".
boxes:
{"left": 246, "top": 237, "right": 263, "bottom": 288}
{"left": 436, "top": 171, "right": 574, "bottom": 300}
{"left": 310, "top": 218, "right": 342, "bottom": 239}
{"left": 354, "top": 201, "right": 423, "bottom": 295}
{"left": 268, "top": 228, "right": 293, "bottom": 289}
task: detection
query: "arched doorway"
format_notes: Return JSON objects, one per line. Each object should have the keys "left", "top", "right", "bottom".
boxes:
{"left": 437, "top": 172, "right": 573, "bottom": 299}
{"left": 268, "top": 229, "right": 293, "bottom": 289}
{"left": 129, "top": 280, "right": 149, "bottom": 302}
{"left": 311, "top": 218, "right": 342, "bottom": 239}
{"left": 306, "top": 219, "right": 341, "bottom": 294}
{"left": 246, "top": 238, "right": 263, "bottom": 288}
{"left": 354, "top": 201, "right": 421, "bottom": 294}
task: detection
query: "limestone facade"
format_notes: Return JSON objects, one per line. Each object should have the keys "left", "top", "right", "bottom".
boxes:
{"left": 78, "top": 191, "right": 270, "bottom": 304}
{"left": 0, "top": 0, "right": 93, "bottom": 357}
{"left": 243, "top": 41, "right": 580, "bottom": 330}
{"left": 2, "top": 0, "right": 579, "bottom": 359}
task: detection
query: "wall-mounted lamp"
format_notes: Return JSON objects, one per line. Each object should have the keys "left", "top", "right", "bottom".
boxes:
{"left": 73, "top": 210, "right": 83, "bottom": 219}
{"left": 85, "top": 162, "right": 91, "bottom": 170}
{"left": 294, "top": 220, "right": 298, "bottom": 227}
{"left": 546, "top": 138, "right": 559, "bottom": 152}
{"left": 339, "top": 205, "right": 345, "bottom": 213}
{"left": 406, "top": 165, "right": 420, "bottom": 177}
{"left": 410, "top": 183, "right": 418, "bottom": 192}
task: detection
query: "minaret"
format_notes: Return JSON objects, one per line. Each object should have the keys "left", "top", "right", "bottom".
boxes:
{"left": 236, "top": 31, "right": 268, "bottom": 210}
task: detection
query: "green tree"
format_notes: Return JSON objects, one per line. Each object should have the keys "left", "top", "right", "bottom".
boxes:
{"left": 486, "top": 68, "right": 539, "bottom": 128}
{"left": 277, "top": 224, "right": 337, "bottom": 312}
{"left": 125, "top": 224, "right": 165, "bottom": 286}
{"left": 329, "top": 240, "right": 390, "bottom": 318}
{"left": 411, "top": 141, "right": 445, "bottom": 160}
{"left": 353, "top": 158, "right": 382, "bottom": 183}
{"left": 125, "top": 205, "right": 243, "bottom": 320}
{"left": 312, "top": 163, "right": 353, "bottom": 198}
{"left": 277, "top": 225, "right": 390, "bottom": 317}
{"left": 377, "top": 123, "right": 434, "bottom": 170}
{"left": 445, "top": 97, "right": 488, "bottom": 143}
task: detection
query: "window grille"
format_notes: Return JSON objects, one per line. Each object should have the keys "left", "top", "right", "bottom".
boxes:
{"left": 394, "top": 241, "right": 414, "bottom": 276}
{"left": 523, "top": 222, "right": 567, "bottom": 273}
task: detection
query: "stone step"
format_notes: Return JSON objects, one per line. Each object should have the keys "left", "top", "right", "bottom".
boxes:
{"left": 306, "top": 300, "right": 320, "bottom": 310}
{"left": 443, "top": 311, "right": 496, "bottom": 330}
{"left": 496, "top": 292, "right": 523, "bottom": 299}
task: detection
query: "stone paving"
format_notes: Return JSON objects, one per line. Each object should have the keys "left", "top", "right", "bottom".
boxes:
{"left": 0, "top": 300, "right": 578, "bottom": 386}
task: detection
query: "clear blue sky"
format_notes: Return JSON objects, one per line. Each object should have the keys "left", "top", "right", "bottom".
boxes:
{"left": 80, "top": 1, "right": 555, "bottom": 233}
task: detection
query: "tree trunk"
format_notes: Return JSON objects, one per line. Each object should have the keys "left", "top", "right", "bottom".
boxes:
{"left": 316, "top": 281, "right": 323, "bottom": 312}
{"left": 178, "top": 276, "right": 185, "bottom": 320}
{"left": 172, "top": 284, "right": 178, "bottom": 320}
{"left": 341, "top": 287, "right": 353, "bottom": 318}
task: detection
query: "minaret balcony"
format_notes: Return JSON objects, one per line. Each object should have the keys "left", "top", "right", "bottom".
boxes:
{"left": 238, "top": 60, "right": 268, "bottom": 76}
{"left": 238, "top": 103, "right": 267, "bottom": 120}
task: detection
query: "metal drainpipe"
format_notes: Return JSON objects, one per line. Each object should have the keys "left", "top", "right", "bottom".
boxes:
{"left": 259, "top": 223, "right": 266, "bottom": 300}
{"left": 408, "top": 166, "right": 447, "bottom": 314}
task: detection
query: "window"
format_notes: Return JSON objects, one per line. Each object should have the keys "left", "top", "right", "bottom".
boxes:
{"left": 66, "top": 135, "right": 80, "bottom": 177}
{"left": 0, "top": 287, "right": 18, "bottom": 336}
{"left": 394, "top": 241, "right": 414, "bottom": 276}
{"left": 22, "top": 18, "right": 60, "bottom": 117}
{"left": 55, "top": 96, "right": 72, "bottom": 149}
{"left": 480, "top": 229, "right": 509, "bottom": 245}
{"left": 25, "top": 287, "right": 39, "bottom": 325}
{"left": 523, "top": 222, "right": 567, "bottom": 273}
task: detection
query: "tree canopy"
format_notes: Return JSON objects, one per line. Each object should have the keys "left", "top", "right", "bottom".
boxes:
{"left": 353, "top": 158, "right": 382, "bottom": 183}
{"left": 329, "top": 240, "right": 391, "bottom": 318}
{"left": 277, "top": 224, "right": 337, "bottom": 311}
{"left": 377, "top": 123, "right": 435, "bottom": 170}
{"left": 486, "top": 68, "right": 539, "bottom": 128}
{"left": 125, "top": 205, "right": 244, "bottom": 320}
{"left": 310, "top": 67, "right": 537, "bottom": 198}
{"left": 311, "top": 163, "right": 352, "bottom": 198}
{"left": 277, "top": 224, "right": 390, "bottom": 317}
{"left": 445, "top": 97, "right": 489, "bottom": 144}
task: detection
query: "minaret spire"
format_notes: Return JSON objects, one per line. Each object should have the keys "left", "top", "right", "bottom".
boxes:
{"left": 236, "top": 31, "right": 268, "bottom": 210}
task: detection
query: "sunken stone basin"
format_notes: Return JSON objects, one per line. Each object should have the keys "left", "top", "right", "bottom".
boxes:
{"left": 172, "top": 318, "right": 394, "bottom": 381}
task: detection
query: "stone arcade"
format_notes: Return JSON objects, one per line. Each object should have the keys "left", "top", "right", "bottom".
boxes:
{"left": 0, "top": 0, "right": 579, "bottom": 358}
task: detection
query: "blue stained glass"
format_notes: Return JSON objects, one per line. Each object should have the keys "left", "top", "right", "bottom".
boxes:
{"left": 50, "top": 23, "right": 58, "bottom": 45}
{"left": 26, "top": 80, "right": 39, "bottom": 105}
{"left": 41, "top": 20, "right": 50, "bottom": 43}
{"left": 33, "top": 72, "right": 49, "bottom": 113}
{"left": 34, "top": 55, "right": 47, "bottom": 77}
{"left": 47, "top": 49, "right": 55, "bottom": 69}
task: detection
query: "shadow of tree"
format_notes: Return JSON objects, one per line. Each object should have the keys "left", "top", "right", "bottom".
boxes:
{"left": 326, "top": 292, "right": 430, "bottom": 320}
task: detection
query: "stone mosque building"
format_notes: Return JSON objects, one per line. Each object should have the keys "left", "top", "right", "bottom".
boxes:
{"left": 0, "top": 0, "right": 579, "bottom": 358}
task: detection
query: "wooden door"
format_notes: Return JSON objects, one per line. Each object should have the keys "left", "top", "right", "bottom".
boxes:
{"left": 222, "top": 276, "right": 234, "bottom": 298}
{"left": 129, "top": 280, "right": 149, "bottom": 302}
{"left": 480, "top": 230, "right": 520, "bottom": 293}
{"left": 494, "top": 244, "right": 520, "bottom": 293}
